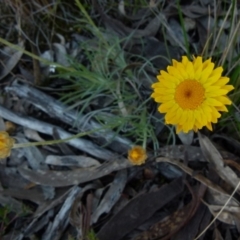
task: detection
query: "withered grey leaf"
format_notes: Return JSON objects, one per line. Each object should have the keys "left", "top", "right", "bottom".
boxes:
{"left": 197, "top": 16, "right": 215, "bottom": 32}
{"left": 0, "top": 117, "right": 5, "bottom": 131}
{"left": 212, "top": 134, "right": 240, "bottom": 155}
{"left": 203, "top": 188, "right": 240, "bottom": 226}
{"left": 0, "top": 39, "right": 25, "bottom": 80}
{"left": 142, "top": 37, "right": 180, "bottom": 70}
{"left": 213, "top": 228, "right": 224, "bottom": 240}
{"left": 1, "top": 187, "right": 46, "bottom": 204}
{"left": 18, "top": 158, "right": 131, "bottom": 187}
{"left": 68, "top": 182, "right": 99, "bottom": 236}
{"left": 205, "top": 188, "right": 239, "bottom": 207}
{"left": 19, "top": 209, "right": 55, "bottom": 239}
{"left": 39, "top": 50, "right": 54, "bottom": 68}
{"left": 173, "top": 204, "right": 209, "bottom": 240}
{"left": 198, "top": 133, "right": 240, "bottom": 192}
{"left": 177, "top": 130, "right": 194, "bottom": 145}
{"left": 118, "top": 0, "right": 126, "bottom": 16}
{"left": 45, "top": 155, "right": 101, "bottom": 168}
{"left": 91, "top": 169, "right": 127, "bottom": 223}
{"left": 23, "top": 128, "right": 45, "bottom": 142}
{"left": 0, "top": 165, "right": 30, "bottom": 189}
{"left": 156, "top": 157, "right": 229, "bottom": 195}
{"left": 202, "top": 199, "right": 240, "bottom": 225}
{"left": 196, "top": 19, "right": 208, "bottom": 48}
{"left": 16, "top": 136, "right": 55, "bottom": 200}
{"left": 157, "top": 162, "right": 183, "bottom": 179}
{"left": 97, "top": 179, "right": 183, "bottom": 240}
{"left": 181, "top": 4, "right": 209, "bottom": 18}
{"left": 42, "top": 186, "right": 81, "bottom": 240}
{"left": 5, "top": 81, "right": 131, "bottom": 154}
{"left": 0, "top": 105, "right": 115, "bottom": 160}
{"left": 16, "top": 137, "right": 45, "bottom": 169}
{"left": 34, "top": 187, "right": 74, "bottom": 218}
{"left": 158, "top": 145, "right": 205, "bottom": 162}
{"left": 2, "top": 231, "right": 22, "bottom": 240}
{"left": 184, "top": 18, "right": 196, "bottom": 31}
{"left": 53, "top": 43, "right": 69, "bottom": 66}
{"left": 167, "top": 18, "right": 186, "bottom": 47}
{"left": 0, "top": 195, "right": 31, "bottom": 215}
{"left": 52, "top": 127, "right": 74, "bottom": 155}
{"left": 140, "top": 13, "right": 163, "bottom": 37}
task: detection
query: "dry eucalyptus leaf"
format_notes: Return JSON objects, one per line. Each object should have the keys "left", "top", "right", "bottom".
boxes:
{"left": 205, "top": 188, "right": 239, "bottom": 207}
{"left": 91, "top": 169, "right": 127, "bottom": 223}
{"left": 118, "top": 0, "right": 126, "bottom": 15}
{"left": 42, "top": 186, "right": 81, "bottom": 240}
{"left": 198, "top": 133, "right": 240, "bottom": 193}
{"left": 97, "top": 179, "right": 183, "bottom": 240}
{"left": 203, "top": 187, "right": 240, "bottom": 227}
{"left": 156, "top": 157, "right": 229, "bottom": 195}
{"left": 0, "top": 117, "right": 5, "bottom": 131}
{"left": 202, "top": 199, "right": 240, "bottom": 225}
{"left": 181, "top": 4, "right": 209, "bottom": 18}
{"left": 167, "top": 18, "right": 186, "bottom": 47}
{"left": 212, "top": 134, "right": 240, "bottom": 155}
{"left": 184, "top": 17, "right": 196, "bottom": 31}
{"left": 53, "top": 43, "right": 69, "bottom": 66}
{"left": 18, "top": 158, "right": 131, "bottom": 187}
{"left": 172, "top": 204, "right": 210, "bottom": 240}
{"left": 177, "top": 130, "right": 194, "bottom": 145}
{"left": 213, "top": 227, "right": 224, "bottom": 240}
{"left": 33, "top": 184, "right": 98, "bottom": 219}
{"left": 0, "top": 105, "right": 115, "bottom": 160}
{"left": 52, "top": 128, "right": 74, "bottom": 155}
{"left": 16, "top": 136, "right": 55, "bottom": 199}
{"left": 0, "top": 39, "right": 25, "bottom": 80}
{"left": 69, "top": 183, "right": 99, "bottom": 233}
{"left": 5, "top": 81, "right": 131, "bottom": 154}
{"left": 17, "top": 209, "right": 54, "bottom": 239}
{"left": 39, "top": 50, "right": 54, "bottom": 68}
{"left": 0, "top": 165, "right": 30, "bottom": 189}
{"left": 2, "top": 187, "right": 46, "bottom": 205}
{"left": 23, "top": 128, "right": 45, "bottom": 142}
{"left": 158, "top": 145, "right": 205, "bottom": 162}
{"left": 0, "top": 195, "right": 31, "bottom": 215}
{"left": 45, "top": 155, "right": 101, "bottom": 168}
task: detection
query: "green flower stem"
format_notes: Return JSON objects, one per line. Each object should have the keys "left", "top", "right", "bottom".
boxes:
{"left": 142, "top": 128, "right": 147, "bottom": 150}
{"left": 12, "top": 124, "right": 116, "bottom": 149}
{"left": 0, "top": 37, "right": 73, "bottom": 72}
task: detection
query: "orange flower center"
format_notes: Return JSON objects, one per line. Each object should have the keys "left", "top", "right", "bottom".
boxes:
{"left": 174, "top": 80, "right": 205, "bottom": 110}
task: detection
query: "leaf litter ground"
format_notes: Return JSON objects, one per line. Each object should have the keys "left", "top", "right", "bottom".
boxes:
{"left": 1, "top": 1, "right": 240, "bottom": 240}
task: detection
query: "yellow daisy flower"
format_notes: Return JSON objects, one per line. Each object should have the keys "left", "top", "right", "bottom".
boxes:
{"left": 151, "top": 56, "right": 234, "bottom": 133}
{"left": 128, "top": 146, "right": 147, "bottom": 165}
{"left": 0, "top": 131, "right": 15, "bottom": 159}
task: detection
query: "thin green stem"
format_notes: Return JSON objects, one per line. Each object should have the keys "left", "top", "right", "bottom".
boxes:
{"left": 0, "top": 37, "right": 74, "bottom": 72}
{"left": 177, "top": 0, "right": 190, "bottom": 58}
{"left": 74, "top": 0, "right": 105, "bottom": 43}
{"left": 13, "top": 124, "right": 117, "bottom": 149}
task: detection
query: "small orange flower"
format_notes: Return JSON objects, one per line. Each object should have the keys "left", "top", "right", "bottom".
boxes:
{"left": 0, "top": 131, "right": 15, "bottom": 159}
{"left": 128, "top": 146, "right": 147, "bottom": 165}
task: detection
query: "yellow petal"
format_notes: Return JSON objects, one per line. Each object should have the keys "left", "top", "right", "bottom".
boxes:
{"left": 221, "top": 85, "right": 234, "bottom": 92}
{"left": 159, "top": 101, "right": 175, "bottom": 113}
{"left": 186, "top": 61, "right": 195, "bottom": 79}
{"left": 167, "top": 66, "right": 184, "bottom": 81}
{"left": 206, "top": 122, "right": 213, "bottom": 131}
{"left": 215, "top": 77, "right": 230, "bottom": 86}
{"left": 215, "top": 96, "right": 232, "bottom": 105}
{"left": 200, "top": 62, "right": 214, "bottom": 82}
{"left": 182, "top": 56, "right": 189, "bottom": 67}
